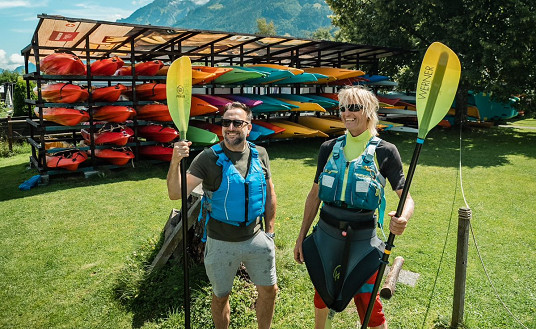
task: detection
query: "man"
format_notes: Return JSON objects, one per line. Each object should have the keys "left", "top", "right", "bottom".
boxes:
{"left": 294, "top": 86, "right": 414, "bottom": 328}
{"left": 167, "top": 102, "right": 278, "bottom": 329}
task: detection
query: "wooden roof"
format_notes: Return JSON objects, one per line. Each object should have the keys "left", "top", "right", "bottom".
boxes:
{"left": 23, "top": 14, "right": 413, "bottom": 68}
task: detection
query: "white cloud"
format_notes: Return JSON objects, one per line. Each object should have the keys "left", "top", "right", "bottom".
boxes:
{"left": 131, "top": 0, "right": 153, "bottom": 6}
{"left": 0, "top": 49, "right": 24, "bottom": 70}
{"left": 56, "top": 4, "right": 135, "bottom": 22}
{"left": 0, "top": 1, "right": 31, "bottom": 9}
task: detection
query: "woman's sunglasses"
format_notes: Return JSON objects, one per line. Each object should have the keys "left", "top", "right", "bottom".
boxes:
{"left": 221, "top": 119, "right": 249, "bottom": 128}
{"left": 339, "top": 104, "right": 363, "bottom": 112}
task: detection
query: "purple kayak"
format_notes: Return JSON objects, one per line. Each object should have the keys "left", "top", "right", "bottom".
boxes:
{"left": 194, "top": 94, "right": 233, "bottom": 110}
{"left": 220, "top": 94, "right": 264, "bottom": 108}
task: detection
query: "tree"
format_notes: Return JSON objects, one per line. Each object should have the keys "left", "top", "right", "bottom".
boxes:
{"left": 326, "top": 0, "right": 536, "bottom": 120}
{"left": 256, "top": 18, "right": 276, "bottom": 35}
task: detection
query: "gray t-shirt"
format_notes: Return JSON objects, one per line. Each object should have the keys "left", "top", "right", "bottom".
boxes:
{"left": 188, "top": 142, "right": 271, "bottom": 242}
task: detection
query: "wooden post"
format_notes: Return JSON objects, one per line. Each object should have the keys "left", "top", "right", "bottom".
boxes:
{"left": 380, "top": 256, "right": 405, "bottom": 299}
{"left": 451, "top": 207, "right": 471, "bottom": 328}
{"left": 149, "top": 185, "right": 203, "bottom": 272}
{"left": 7, "top": 115, "right": 13, "bottom": 152}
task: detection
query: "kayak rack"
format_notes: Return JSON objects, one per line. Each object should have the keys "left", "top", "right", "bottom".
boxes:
{"left": 22, "top": 14, "right": 413, "bottom": 182}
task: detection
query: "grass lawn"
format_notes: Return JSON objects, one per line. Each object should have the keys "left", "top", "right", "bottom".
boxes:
{"left": 1, "top": 121, "right": 535, "bottom": 328}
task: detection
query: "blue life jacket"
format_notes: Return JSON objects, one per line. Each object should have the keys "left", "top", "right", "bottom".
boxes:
{"left": 318, "top": 135, "right": 387, "bottom": 228}
{"left": 198, "top": 142, "right": 267, "bottom": 241}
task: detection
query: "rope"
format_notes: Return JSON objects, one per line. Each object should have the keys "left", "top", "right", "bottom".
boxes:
{"left": 458, "top": 123, "right": 529, "bottom": 329}
{"left": 420, "top": 147, "right": 458, "bottom": 329}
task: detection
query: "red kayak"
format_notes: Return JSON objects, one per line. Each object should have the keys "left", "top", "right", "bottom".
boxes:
{"left": 46, "top": 149, "right": 88, "bottom": 171}
{"left": 35, "top": 107, "right": 89, "bottom": 126}
{"left": 189, "top": 120, "right": 223, "bottom": 140}
{"left": 134, "top": 83, "right": 166, "bottom": 101}
{"left": 139, "top": 145, "right": 173, "bottom": 161}
{"left": 81, "top": 126, "right": 134, "bottom": 146}
{"left": 90, "top": 56, "right": 124, "bottom": 76}
{"left": 92, "top": 148, "right": 134, "bottom": 166}
{"left": 118, "top": 60, "right": 164, "bottom": 76}
{"left": 136, "top": 104, "right": 171, "bottom": 121}
{"left": 41, "top": 83, "right": 89, "bottom": 103}
{"left": 92, "top": 84, "right": 127, "bottom": 102}
{"left": 251, "top": 120, "right": 286, "bottom": 134}
{"left": 40, "top": 53, "right": 86, "bottom": 76}
{"left": 138, "top": 124, "right": 179, "bottom": 142}
{"left": 93, "top": 105, "right": 136, "bottom": 123}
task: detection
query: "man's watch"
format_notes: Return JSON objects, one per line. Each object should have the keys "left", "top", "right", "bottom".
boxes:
{"left": 265, "top": 232, "right": 275, "bottom": 239}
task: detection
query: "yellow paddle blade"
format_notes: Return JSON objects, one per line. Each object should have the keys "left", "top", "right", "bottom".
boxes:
{"left": 416, "top": 42, "right": 461, "bottom": 139}
{"left": 166, "top": 56, "right": 192, "bottom": 140}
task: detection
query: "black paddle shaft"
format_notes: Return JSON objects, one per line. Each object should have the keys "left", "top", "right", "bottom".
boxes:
{"left": 180, "top": 157, "right": 191, "bottom": 329}
{"left": 361, "top": 142, "right": 423, "bottom": 328}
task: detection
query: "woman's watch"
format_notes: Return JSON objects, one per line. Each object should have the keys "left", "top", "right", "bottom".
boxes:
{"left": 266, "top": 232, "right": 275, "bottom": 239}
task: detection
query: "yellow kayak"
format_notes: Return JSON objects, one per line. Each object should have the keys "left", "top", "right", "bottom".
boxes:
{"left": 269, "top": 120, "right": 329, "bottom": 139}
{"left": 297, "top": 116, "right": 346, "bottom": 134}
{"left": 273, "top": 98, "right": 326, "bottom": 112}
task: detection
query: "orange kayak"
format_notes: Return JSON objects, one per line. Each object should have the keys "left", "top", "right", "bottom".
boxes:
{"left": 190, "top": 96, "right": 219, "bottom": 116}
{"left": 138, "top": 124, "right": 179, "bottom": 142}
{"left": 40, "top": 53, "right": 86, "bottom": 75}
{"left": 92, "top": 84, "right": 127, "bottom": 102}
{"left": 192, "top": 66, "right": 233, "bottom": 85}
{"left": 90, "top": 56, "right": 124, "bottom": 76}
{"left": 46, "top": 149, "right": 88, "bottom": 171}
{"left": 134, "top": 83, "right": 166, "bottom": 101}
{"left": 92, "top": 148, "right": 134, "bottom": 166}
{"left": 34, "top": 107, "right": 89, "bottom": 126}
{"left": 139, "top": 145, "right": 173, "bottom": 161}
{"left": 41, "top": 83, "right": 89, "bottom": 103}
{"left": 118, "top": 60, "right": 164, "bottom": 76}
{"left": 136, "top": 104, "right": 171, "bottom": 121}
{"left": 81, "top": 126, "right": 134, "bottom": 146}
{"left": 93, "top": 105, "right": 136, "bottom": 123}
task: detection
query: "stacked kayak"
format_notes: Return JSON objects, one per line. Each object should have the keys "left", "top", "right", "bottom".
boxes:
{"left": 40, "top": 53, "right": 86, "bottom": 75}
{"left": 270, "top": 94, "right": 327, "bottom": 112}
{"left": 194, "top": 94, "right": 233, "bottom": 111}
{"left": 118, "top": 60, "right": 164, "bottom": 76}
{"left": 192, "top": 66, "right": 233, "bottom": 84}
{"left": 91, "top": 84, "right": 127, "bottom": 102}
{"left": 138, "top": 124, "right": 179, "bottom": 143}
{"left": 268, "top": 120, "right": 329, "bottom": 139}
{"left": 133, "top": 83, "right": 166, "bottom": 101}
{"left": 46, "top": 149, "right": 88, "bottom": 171}
{"left": 297, "top": 116, "right": 346, "bottom": 135}
{"left": 91, "top": 148, "right": 135, "bottom": 165}
{"left": 93, "top": 105, "right": 136, "bottom": 123}
{"left": 189, "top": 120, "right": 223, "bottom": 140}
{"left": 136, "top": 104, "right": 171, "bottom": 121}
{"left": 213, "top": 67, "right": 267, "bottom": 84}
{"left": 90, "top": 56, "right": 124, "bottom": 76}
{"left": 81, "top": 126, "right": 134, "bottom": 146}
{"left": 34, "top": 107, "right": 89, "bottom": 126}
{"left": 187, "top": 126, "right": 219, "bottom": 145}
{"left": 248, "top": 123, "right": 277, "bottom": 141}
{"left": 41, "top": 83, "right": 89, "bottom": 103}
{"left": 139, "top": 145, "right": 173, "bottom": 161}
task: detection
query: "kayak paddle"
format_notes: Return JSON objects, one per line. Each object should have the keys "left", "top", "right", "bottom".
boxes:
{"left": 360, "top": 42, "right": 461, "bottom": 328}
{"left": 166, "top": 56, "right": 192, "bottom": 328}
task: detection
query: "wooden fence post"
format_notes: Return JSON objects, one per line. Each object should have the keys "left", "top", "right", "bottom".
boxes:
{"left": 451, "top": 207, "right": 471, "bottom": 328}
{"left": 7, "top": 115, "right": 13, "bottom": 152}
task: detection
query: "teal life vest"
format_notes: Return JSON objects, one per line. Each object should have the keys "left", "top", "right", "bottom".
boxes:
{"left": 198, "top": 142, "right": 267, "bottom": 241}
{"left": 318, "top": 135, "right": 387, "bottom": 228}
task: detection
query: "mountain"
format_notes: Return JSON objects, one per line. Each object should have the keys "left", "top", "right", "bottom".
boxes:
{"left": 119, "top": 0, "right": 334, "bottom": 38}
{"left": 117, "top": 0, "right": 209, "bottom": 27}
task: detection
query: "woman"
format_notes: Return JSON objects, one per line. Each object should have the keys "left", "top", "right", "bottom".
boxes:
{"left": 294, "top": 85, "right": 414, "bottom": 329}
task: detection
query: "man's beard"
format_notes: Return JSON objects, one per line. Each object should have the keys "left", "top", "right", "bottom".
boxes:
{"left": 224, "top": 133, "right": 245, "bottom": 146}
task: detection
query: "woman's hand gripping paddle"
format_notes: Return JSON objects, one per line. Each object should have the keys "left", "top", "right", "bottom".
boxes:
{"left": 166, "top": 56, "right": 192, "bottom": 329}
{"left": 360, "top": 42, "right": 461, "bottom": 328}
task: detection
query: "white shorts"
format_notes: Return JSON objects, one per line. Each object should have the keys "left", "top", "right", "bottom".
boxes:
{"left": 204, "top": 231, "right": 277, "bottom": 297}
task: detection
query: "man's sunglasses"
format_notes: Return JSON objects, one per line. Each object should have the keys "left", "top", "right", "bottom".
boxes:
{"left": 221, "top": 119, "right": 249, "bottom": 128}
{"left": 339, "top": 104, "right": 364, "bottom": 112}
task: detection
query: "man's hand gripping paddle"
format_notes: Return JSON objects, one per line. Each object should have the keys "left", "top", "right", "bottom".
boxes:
{"left": 360, "top": 42, "right": 461, "bottom": 328}
{"left": 166, "top": 56, "right": 192, "bottom": 329}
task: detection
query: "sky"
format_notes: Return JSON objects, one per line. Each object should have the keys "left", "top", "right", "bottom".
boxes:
{"left": 0, "top": 0, "right": 153, "bottom": 70}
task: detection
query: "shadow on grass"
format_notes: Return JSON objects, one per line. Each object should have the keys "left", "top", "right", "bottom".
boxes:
{"left": 112, "top": 228, "right": 211, "bottom": 328}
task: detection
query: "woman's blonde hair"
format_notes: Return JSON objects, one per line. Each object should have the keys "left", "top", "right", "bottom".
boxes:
{"left": 338, "top": 85, "right": 379, "bottom": 135}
